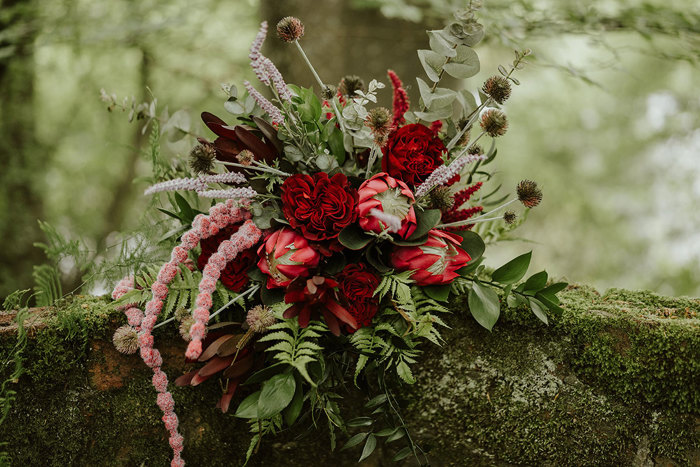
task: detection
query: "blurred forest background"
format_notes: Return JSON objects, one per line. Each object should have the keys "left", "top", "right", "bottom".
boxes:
{"left": 0, "top": 0, "right": 698, "bottom": 301}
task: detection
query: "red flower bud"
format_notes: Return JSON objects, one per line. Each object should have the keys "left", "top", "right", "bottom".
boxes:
{"left": 391, "top": 229, "right": 471, "bottom": 285}
{"left": 257, "top": 227, "right": 320, "bottom": 288}
{"left": 357, "top": 173, "right": 417, "bottom": 239}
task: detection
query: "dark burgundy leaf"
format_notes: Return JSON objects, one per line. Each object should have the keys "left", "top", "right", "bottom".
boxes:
{"left": 222, "top": 353, "right": 254, "bottom": 379}
{"left": 253, "top": 116, "right": 283, "bottom": 152}
{"left": 234, "top": 126, "right": 276, "bottom": 163}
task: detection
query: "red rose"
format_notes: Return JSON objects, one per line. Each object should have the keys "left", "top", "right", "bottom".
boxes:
{"left": 197, "top": 224, "right": 257, "bottom": 292}
{"left": 338, "top": 263, "right": 380, "bottom": 301}
{"left": 381, "top": 123, "right": 447, "bottom": 187}
{"left": 346, "top": 301, "right": 378, "bottom": 330}
{"left": 390, "top": 229, "right": 471, "bottom": 286}
{"left": 281, "top": 172, "right": 358, "bottom": 241}
{"left": 338, "top": 263, "right": 381, "bottom": 330}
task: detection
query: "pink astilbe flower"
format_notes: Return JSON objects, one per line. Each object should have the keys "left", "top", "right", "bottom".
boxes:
{"left": 249, "top": 21, "right": 267, "bottom": 63}
{"left": 414, "top": 153, "right": 486, "bottom": 198}
{"left": 185, "top": 219, "right": 262, "bottom": 360}
{"left": 144, "top": 173, "right": 248, "bottom": 197}
{"left": 144, "top": 177, "right": 207, "bottom": 195}
{"left": 200, "top": 172, "right": 247, "bottom": 184}
{"left": 259, "top": 56, "right": 292, "bottom": 102}
{"left": 244, "top": 81, "right": 284, "bottom": 125}
{"left": 197, "top": 187, "right": 258, "bottom": 199}
{"left": 110, "top": 199, "right": 255, "bottom": 466}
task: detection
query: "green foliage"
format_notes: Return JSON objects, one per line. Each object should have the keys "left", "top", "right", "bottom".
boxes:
{"left": 257, "top": 315, "right": 327, "bottom": 386}
{"left": 113, "top": 263, "right": 239, "bottom": 321}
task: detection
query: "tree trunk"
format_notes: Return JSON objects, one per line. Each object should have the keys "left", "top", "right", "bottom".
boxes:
{"left": 0, "top": 0, "right": 45, "bottom": 300}
{"left": 259, "top": 0, "right": 430, "bottom": 107}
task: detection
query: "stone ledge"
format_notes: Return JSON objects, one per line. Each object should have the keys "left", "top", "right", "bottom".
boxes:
{"left": 0, "top": 285, "right": 697, "bottom": 466}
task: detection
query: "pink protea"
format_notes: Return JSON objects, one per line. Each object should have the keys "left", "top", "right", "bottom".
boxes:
{"left": 257, "top": 227, "right": 320, "bottom": 288}
{"left": 390, "top": 229, "right": 471, "bottom": 285}
{"left": 357, "top": 173, "right": 417, "bottom": 239}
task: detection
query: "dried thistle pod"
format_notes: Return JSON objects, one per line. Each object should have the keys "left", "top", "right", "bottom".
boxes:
{"left": 276, "top": 16, "right": 305, "bottom": 42}
{"left": 517, "top": 180, "right": 543, "bottom": 208}
{"left": 113, "top": 325, "right": 139, "bottom": 354}
{"left": 480, "top": 109, "right": 508, "bottom": 137}
{"left": 189, "top": 143, "right": 217, "bottom": 174}
{"left": 482, "top": 75, "right": 512, "bottom": 104}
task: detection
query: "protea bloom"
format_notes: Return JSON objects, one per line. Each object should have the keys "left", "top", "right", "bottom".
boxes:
{"left": 390, "top": 229, "right": 471, "bottom": 285}
{"left": 283, "top": 276, "right": 358, "bottom": 336}
{"left": 357, "top": 173, "right": 417, "bottom": 239}
{"left": 257, "top": 227, "right": 320, "bottom": 288}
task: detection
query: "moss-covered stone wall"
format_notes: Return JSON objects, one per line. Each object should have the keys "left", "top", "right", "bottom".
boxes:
{"left": 0, "top": 285, "right": 697, "bottom": 466}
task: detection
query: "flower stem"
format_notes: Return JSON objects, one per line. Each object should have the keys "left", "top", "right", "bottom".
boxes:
{"left": 217, "top": 160, "right": 290, "bottom": 177}
{"left": 293, "top": 40, "right": 347, "bottom": 134}
{"left": 294, "top": 40, "right": 324, "bottom": 90}
{"left": 436, "top": 198, "right": 517, "bottom": 229}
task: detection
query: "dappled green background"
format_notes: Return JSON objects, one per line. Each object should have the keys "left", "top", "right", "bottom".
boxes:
{"left": 1, "top": 0, "right": 698, "bottom": 300}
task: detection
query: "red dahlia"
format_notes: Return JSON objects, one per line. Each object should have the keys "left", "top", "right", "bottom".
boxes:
{"left": 381, "top": 123, "right": 447, "bottom": 187}
{"left": 197, "top": 224, "right": 258, "bottom": 292}
{"left": 338, "top": 263, "right": 380, "bottom": 329}
{"left": 281, "top": 172, "right": 358, "bottom": 241}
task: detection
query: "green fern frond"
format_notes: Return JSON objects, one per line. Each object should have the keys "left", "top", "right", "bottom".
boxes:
{"left": 258, "top": 316, "right": 327, "bottom": 386}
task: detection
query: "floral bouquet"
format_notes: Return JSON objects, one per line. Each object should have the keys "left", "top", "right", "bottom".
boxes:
{"left": 108, "top": 6, "right": 566, "bottom": 466}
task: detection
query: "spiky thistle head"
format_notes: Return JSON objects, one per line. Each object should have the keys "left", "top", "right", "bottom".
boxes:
{"left": 179, "top": 315, "right": 195, "bottom": 342}
{"left": 428, "top": 186, "right": 455, "bottom": 212}
{"left": 467, "top": 144, "right": 483, "bottom": 155}
{"left": 365, "top": 107, "right": 393, "bottom": 144}
{"left": 480, "top": 109, "right": 508, "bottom": 137}
{"left": 276, "top": 16, "right": 305, "bottom": 42}
{"left": 113, "top": 325, "right": 139, "bottom": 354}
{"left": 482, "top": 75, "right": 512, "bottom": 104}
{"left": 516, "top": 180, "right": 543, "bottom": 208}
{"left": 189, "top": 143, "right": 217, "bottom": 174}
{"left": 246, "top": 305, "right": 276, "bottom": 333}
{"left": 503, "top": 210, "right": 517, "bottom": 224}
{"left": 339, "top": 75, "right": 365, "bottom": 97}
{"left": 322, "top": 85, "right": 337, "bottom": 100}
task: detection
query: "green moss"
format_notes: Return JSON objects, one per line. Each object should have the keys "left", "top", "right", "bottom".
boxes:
{"left": 0, "top": 288, "right": 697, "bottom": 466}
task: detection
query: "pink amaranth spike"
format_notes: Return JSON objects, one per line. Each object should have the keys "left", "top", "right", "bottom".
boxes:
{"left": 185, "top": 219, "right": 262, "bottom": 360}
{"left": 110, "top": 199, "right": 254, "bottom": 466}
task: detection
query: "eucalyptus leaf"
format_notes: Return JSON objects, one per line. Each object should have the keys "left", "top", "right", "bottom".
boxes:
{"left": 283, "top": 377, "right": 304, "bottom": 426}
{"left": 443, "top": 45, "right": 480, "bottom": 79}
{"left": 468, "top": 282, "right": 500, "bottom": 331}
{"left": 417, "top": 49, "right": 445, "bottom": 82}
{"left": 428, "top": 30, "right": 457, "bottom": 57}
{"left": 224, "top": 98, "right": 244, "bottom": 115}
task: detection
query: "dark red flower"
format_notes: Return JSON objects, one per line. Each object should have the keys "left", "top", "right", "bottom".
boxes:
{"left": 338, "top": 263, "right": 381, "bottom": 330}
{"left": 381, "top": 123, "right": 447, "bottom": 187}
{"left": 283, "top": 276, "right": 358, "bottom": 336}
{"left": 197, "top": 224, "right": 258, "bottom": 292}
{"left": 338, "top": 263, "right": 380, "bottom": 301}
{"left": 281, "top": 172, "right": 358, "bottom": 241}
